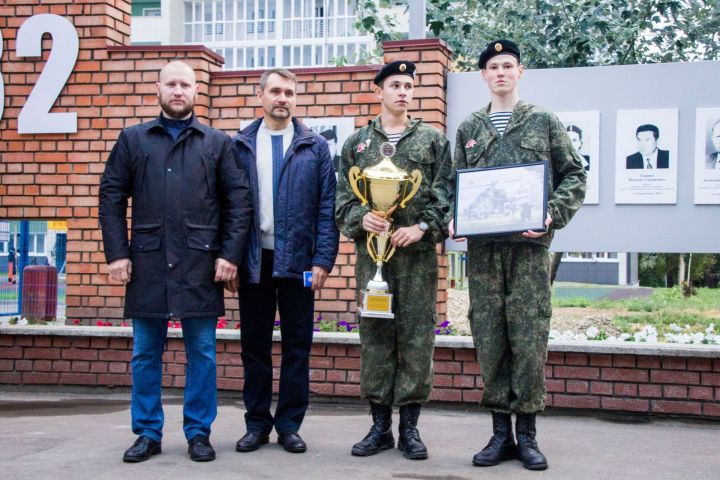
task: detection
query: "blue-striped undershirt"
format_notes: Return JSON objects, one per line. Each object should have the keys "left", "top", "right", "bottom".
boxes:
{"left": 489, "top": 111, "right": 512, "bottom": 135}
{"left": 386, "top": 132, "right": 403, "bottom": 146}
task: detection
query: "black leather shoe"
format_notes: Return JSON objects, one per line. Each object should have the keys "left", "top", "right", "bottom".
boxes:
{"left": 123, "top": 436, "right": 161, "bottom": 463}
{"left": 472, "top": 412, "right": 517, "bottom": 467}
{"left": 277, "top": 431, "right": 307, "bottom": 453}
{"left": 235, "top": 431, "right": 270, "bottom": 452}
{"left": 188, "top": 435, "right": 216, "bottom": 462}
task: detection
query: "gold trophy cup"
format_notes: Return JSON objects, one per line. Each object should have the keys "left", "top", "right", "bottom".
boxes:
{"left": 348, "top": 145, "right": 422, "bottom": 318}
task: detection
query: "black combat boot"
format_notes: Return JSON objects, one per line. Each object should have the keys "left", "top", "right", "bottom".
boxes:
{"left": 515, "top": 413, "right": 548, "bottom": 470}
{"left": 472, "top": 412, "right": 517, "bottom": 466}
{"left": 398, "top": 403, "right": 428, "bottom": 460}
{"left": 351, "top": 403, "right": 394, "bottom": 456}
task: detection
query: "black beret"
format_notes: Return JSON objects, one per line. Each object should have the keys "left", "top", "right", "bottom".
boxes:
{"left": 373, "top": 60, "right": 416, "bottom": 85}
{"left": 478, "top": 39, "right": 521, "bottom": 69}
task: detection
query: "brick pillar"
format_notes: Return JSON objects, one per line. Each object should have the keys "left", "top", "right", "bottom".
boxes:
{"left": 0, "top": 1, "right": 225, "bottom": 323}
{"left": 0, "top": 1, "right": 131, "bottom": 322}
{"left": 383, "top": 39, "right": 452, "bottom": 132}
{"left": 382, "top": 38, "right": 453, "bottom": 322}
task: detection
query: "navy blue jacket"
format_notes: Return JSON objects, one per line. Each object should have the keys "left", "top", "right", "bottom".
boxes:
{"left": 100, "top": 115, "right": 252, "bottom": 319}
{"left": 233, "top": 118, "right": 339, "bottom": 284}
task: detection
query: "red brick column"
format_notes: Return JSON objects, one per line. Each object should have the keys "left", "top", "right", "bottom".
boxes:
{"left": 1, "top": 1, "right": 131, "bottom": 322}
{"left": 383, "top": 39, "right": 452, "bottom": 132}
{"left": 383, "top": 38, "right": 453, "bottom": 321}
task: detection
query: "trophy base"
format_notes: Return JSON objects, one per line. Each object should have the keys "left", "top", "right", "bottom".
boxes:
{"left": 359, "top": 292, "right": 394, "bottom": 319}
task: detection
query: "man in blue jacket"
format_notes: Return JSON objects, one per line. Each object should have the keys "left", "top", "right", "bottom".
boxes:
{"left": 231, "top": 68, "right": 339, "bottom": 454}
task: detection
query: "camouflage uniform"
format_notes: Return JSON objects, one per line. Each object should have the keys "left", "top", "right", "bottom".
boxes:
{"left": 452, "top": 101, "right": 586, "bottom": 414}
{"left": 336, "top": 116, "right": 452, "bottom": 407}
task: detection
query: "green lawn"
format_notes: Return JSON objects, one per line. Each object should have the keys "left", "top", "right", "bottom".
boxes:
{"left": 553, "top": 287, "right": 720, "bottom": 335}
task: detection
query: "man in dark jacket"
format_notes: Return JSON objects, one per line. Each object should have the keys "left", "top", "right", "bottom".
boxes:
{"left": 99, "top": 60, "right": 252, "bottom": 463}
{"left": 231, "top": 68, "right": 339, "bottom": 454}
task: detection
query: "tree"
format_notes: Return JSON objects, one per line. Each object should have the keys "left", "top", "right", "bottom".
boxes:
{"left": 426, "top": 0, "right": 720, "bottom": 69}
{"left": 639, "top": 253, "right": 718, "bottom": 287}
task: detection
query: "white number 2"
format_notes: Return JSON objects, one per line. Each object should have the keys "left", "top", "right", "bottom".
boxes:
{"left": 16, "top": 14, "right": 79, "bottom": 134}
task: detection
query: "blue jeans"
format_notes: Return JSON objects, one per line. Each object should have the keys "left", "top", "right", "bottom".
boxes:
{"left": 130, "top": 317, "right": 217, "bottom": 442}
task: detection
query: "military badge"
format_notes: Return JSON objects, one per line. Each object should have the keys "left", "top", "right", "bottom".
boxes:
{"left": 399, "top": 63, "right": 407, "bottom": 72}
{"left": 380, "top": 142, "right": 396, "bottom": 158}
{"left": 465, "top": 139, "right": 478, "bottom": 148}
{"left": 357, "top": 143, "right": 367, "bottom": 153}
{"left": 494, "top": 43, "right": 502, "bottom": 52}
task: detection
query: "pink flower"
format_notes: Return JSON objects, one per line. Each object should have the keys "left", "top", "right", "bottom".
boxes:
{"left": 72, "top": 319, "right": 80, "bottom": 326}
{"left": 356, "top": 143, "right": 366, "bottom": 153}
{"left": 465, "top": 139, "right": 477, "bottom": 148}
{"left": 217, "top": 319, "right": 227, "bottom": 329}
{"left": 121, "top": 321, "right": 129, "bottom": 327}
{"left": 96, "top": 320, "right": 104, "bottom": 327}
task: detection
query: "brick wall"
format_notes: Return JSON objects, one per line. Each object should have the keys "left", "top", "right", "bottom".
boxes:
{"left": 0, "top": 1, "right": 450, "bottom": 324}
{"left": 1, "top": 329, "right": 718, "bottom": 419}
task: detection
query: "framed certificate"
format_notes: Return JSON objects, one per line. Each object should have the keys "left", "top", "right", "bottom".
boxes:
{"left": 453, "top": 161, "right": 548, "bottom": 237}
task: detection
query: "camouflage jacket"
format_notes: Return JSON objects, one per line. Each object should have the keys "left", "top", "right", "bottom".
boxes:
{"left": 452, "top": 100, "right": 586, "bottom": 248}
{"left": 336, "top": 115, "right": 452, "bottom": 251}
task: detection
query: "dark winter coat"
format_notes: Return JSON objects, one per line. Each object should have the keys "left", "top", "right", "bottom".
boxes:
{"left": 99, "top": 114, "right": 252, "bottom": 319}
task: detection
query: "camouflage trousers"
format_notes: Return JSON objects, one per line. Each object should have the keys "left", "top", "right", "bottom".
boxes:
{"left": 467, "top": 241, "right": 551, "bottom": 414}
{"left": 355, "top": 247, "right": 438, "bottom": 407}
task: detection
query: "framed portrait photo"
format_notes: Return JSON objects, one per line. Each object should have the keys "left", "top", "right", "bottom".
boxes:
{"left": 453, "top": 161, "right": 548, "bottom": 237}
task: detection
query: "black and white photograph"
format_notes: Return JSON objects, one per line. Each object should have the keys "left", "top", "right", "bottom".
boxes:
{"left": 302, "top": 117, "right": 355, "bottom": 172}
{"left": 557, "top": 111, "right": 600, "bottom": 204}
{"left": 694, "top": 108, "right": 720, "bottom": 204}
{"left": 615, "top": 109, "right": 678, "bottom": 204}
{"left": 453, "top": 162, "right": 548, "bottom": 237}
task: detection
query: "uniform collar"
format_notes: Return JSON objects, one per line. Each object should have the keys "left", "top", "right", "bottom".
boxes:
{"left": 473, "top": 100, "right": 530, "bottom": 135}
{"left": 368, "top": 115, "right": 420, "bottom": 139}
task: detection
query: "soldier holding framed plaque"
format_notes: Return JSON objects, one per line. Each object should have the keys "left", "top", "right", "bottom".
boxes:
{"left": 335, "top": 60, "right": 452, "bottom": 461}
{"left": 450, "top": 40, "right": 586, "bottom": 471}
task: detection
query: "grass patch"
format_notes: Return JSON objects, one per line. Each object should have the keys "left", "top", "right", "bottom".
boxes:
{"left": 614, "top": 312, "right": 714, "bottom": 333}
{"left": 553, "top": 287, "right": 720, "bottom": 337}
{"left": 553, "top": 297, "right": 592, "bottom": 308}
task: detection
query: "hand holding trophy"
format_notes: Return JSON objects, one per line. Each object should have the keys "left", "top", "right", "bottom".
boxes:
{"left": 348, "top": 142, "right": 422, "bottom": 318}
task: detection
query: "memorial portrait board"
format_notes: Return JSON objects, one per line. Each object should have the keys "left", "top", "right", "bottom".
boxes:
{"left": 694, "top": 108, "right": 720, "bottom": 204}
{"left": 301, "top": 117, "right": 355, "bottom": 173}
{"left": 557, "top": 111, "right": 600, "bottom": 204}
{"left": 614, "top": 109, "right": 678, "bottom": 204}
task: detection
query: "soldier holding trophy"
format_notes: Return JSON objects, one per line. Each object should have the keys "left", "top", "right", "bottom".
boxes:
{"left": 335, "top": 61, "right": 452, "bottom": 460}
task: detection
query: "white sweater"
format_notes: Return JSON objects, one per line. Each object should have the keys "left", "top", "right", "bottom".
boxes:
{"left": 256, "top": 120, "right": 294, "bottom": 250}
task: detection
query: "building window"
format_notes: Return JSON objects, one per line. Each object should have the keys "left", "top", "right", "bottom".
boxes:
{"left": 142, "top": 8, "right": 162, "bottom": 17}
{"left": 183, "top": 0, "right": 368, "bottom": 69}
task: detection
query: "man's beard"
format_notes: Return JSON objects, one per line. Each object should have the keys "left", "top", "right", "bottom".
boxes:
{"left": 160, "top": 98, "right": 194, "bottom": 119}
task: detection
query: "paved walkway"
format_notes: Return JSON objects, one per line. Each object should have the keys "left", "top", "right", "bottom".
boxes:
{"left": 0, "top": 390, "right": 718, "bottom": 480}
